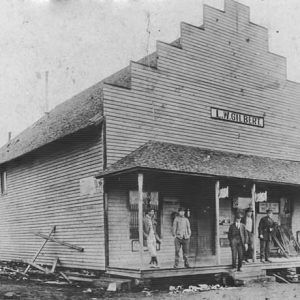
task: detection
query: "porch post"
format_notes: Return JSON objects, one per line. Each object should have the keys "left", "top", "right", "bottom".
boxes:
{"left": 215, "top": 180, "right": 221, "bottom": 265}
{"left": 138, "top": 173, "right": 144, "bottom": 269}
{"left": 251, "top": 183, "right": 257, "bottom": 262}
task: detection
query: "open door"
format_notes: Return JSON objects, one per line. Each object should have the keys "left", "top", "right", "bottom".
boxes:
{"left": 188, "top": 181, "right": 215, "bottom": 265}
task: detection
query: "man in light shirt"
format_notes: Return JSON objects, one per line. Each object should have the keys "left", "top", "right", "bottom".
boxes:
{"left": 172, "top": 207, "right": 191, "bottom": 268}
{"left": 242, "top": 208, "right": 254, "bottom": 262}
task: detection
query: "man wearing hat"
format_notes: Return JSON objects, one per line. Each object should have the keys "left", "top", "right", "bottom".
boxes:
{"left": 228, "top": 213, "right": 247, "bottom": 271}
{"left": 258, "top": 209, "right": 275, "bottom": 263}
{"left": 242, "top": 208, "right": 254, "bottom": 262}
{"left": 172, "top": 207, "right": 191, "bottom": 268}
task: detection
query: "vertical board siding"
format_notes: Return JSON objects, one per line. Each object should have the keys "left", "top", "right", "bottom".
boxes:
{"left": 0, "top": 128, "right": 105, "bottom": 270}
{"left": 103, "top": 0, "right": 300, "bottom": 167}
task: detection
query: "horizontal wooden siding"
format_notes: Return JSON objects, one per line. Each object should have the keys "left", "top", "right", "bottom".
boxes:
{"left": 103, "top": 1, "right": 300, "bottom": 167}
{"left": 0, "top": 127, "right": 105, "bottom": 270}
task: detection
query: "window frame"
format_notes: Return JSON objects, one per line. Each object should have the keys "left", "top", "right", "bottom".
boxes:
{"left": 128, "top": 191, "right": 161, "bottom": 240}
{"left": 0, "top": 171, "right": 7, "bottom": 195}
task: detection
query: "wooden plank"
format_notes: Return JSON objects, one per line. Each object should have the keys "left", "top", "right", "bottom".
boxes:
{"left": 138, "top": 173, "right": 144, "bottom": 270}
{"left": 215, "top": 180, "right": 220, "bottom": 265}
{"left": 66, "top": 275, "right": 94, "bottom": 282}
{"left": 24, "top": 226, "right": 56, "bottom": 274}
{"left": 104, "top": 190, "right": 109, "bottom": 268}
{"left": 251, "top": 184, "right": 256, "bottom": 262}
{"left": 50, "top": 257, "right": 59, "bottom": 273}
{"left": 272, "top": 273, "right": 290, "bottom": 284}
{"left": 59, "top": 271, "right": 72, "bottom": 284}
{"left": 25, "top": 261, "right": 50, "bottom": 274}
{"left": 3, "top": 267, "right": 29, "bottom": 277}
{"left": 34, "top": 233, "right": 84, "bottom": 252}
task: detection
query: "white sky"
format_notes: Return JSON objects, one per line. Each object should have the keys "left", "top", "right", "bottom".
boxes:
{"left": 0, "top": 0, "right": 299, "bottom": 147}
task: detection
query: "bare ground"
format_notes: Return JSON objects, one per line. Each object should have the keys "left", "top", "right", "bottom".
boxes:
{"left": 0, "top": 280, "right": 299, "bottom": 300}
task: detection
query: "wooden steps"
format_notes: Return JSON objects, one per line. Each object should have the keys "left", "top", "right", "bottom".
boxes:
{"left": 92, "top": 277, "right": 133, "bottom": 291}
{"left": 229, "top": 264, "right": 267, "bottom": 283}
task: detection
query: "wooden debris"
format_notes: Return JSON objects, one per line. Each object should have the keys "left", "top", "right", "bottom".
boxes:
{"left": 4, "top": 292, "right": 18, "bottom": 299}
{"left": 3, "top": 267, "right": 28, "bottom": 277}
{"left": 59, "top": 271, "right": 72, "bottom": 284}
{"left": 34, "top": 232, "right": 84, "bottom": 252}
{"left": 67, "top": 275, "right": 94, "bottom": 282}
{"left": 50, "top": 257, "right": 59, "bottom": 273}
{"left": 24, "top": 226, "right": 56, "bottom": 274}
{"left": 25, "top": 261, "right": 50, "bottom": 274}
{"left": 273, "top": 273, "right": 290, "bottom": 284}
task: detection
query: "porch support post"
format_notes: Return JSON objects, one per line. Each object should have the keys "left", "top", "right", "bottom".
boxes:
{"left": 215, "top": 180, "right": 221, "bottom": 265}
{"left": 138, "top": 173, "right": 144, "bottom": 269}
{"left": 251, "top": 183, "right": 257, "bottom": 262}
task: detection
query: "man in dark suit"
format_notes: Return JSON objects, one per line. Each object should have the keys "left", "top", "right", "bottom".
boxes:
{"left": 258, "top": 209, "right": 275, "bottom": 263}
{"left": 228, "top": 213, "right": 247, "bottom": 271}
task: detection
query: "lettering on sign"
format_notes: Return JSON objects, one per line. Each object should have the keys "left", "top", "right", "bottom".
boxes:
{"left": 211, "top": 107, "right": 264, "bottom": 128}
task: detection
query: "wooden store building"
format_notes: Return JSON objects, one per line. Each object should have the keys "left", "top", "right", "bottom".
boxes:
{"left": 0, "top": 0, "right": 300, "bottom": 279}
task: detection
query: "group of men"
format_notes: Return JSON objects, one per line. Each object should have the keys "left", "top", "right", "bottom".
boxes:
{"left": 143, "top": 206, "right": 275, "bottom": 270}
{"left": 228, "top": 208, "right": 275, "bottom": 271}
{"left": 143, "top": 207, "right": 191, "bottom": 268}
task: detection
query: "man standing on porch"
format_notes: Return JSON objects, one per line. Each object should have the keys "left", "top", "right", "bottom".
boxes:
{"left": 228, "top": 213, "right": 247, "bottom": 271}
{"left": 258, "top": 209, "right": 275, "bottom": 263}
{"left": 172, "top": 207, "right": 191, "bottom": 268}
{"left": 143, "top": 208, "right": 160, "bottom": 268}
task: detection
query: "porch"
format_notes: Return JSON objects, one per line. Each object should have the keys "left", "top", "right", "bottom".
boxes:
{"left": 106, "top": 257, "right": 300, "bottom": 279}
{"left": 98, "top": 141, "right": 300, "bottom": 278}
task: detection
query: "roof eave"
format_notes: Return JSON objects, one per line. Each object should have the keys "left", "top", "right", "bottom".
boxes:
{"left": 97, "top": 165, "right": 300, "bottom": 187}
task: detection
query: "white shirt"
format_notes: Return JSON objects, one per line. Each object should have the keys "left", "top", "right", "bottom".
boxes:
{"left": 245, "top": 216, "right": 253, "bottom": 232}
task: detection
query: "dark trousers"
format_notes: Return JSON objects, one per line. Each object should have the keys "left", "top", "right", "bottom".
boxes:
{"left": 260, "top": 239, "right": 270, "bottom": 260}
{"left": 231, "top": 238, "right": 244, "bottom": 269}
{"left": 174, "top": 237, "right": 190, "bottom": 266}
{"left": 245, "top": 231, "right": 254, "bottom": 260}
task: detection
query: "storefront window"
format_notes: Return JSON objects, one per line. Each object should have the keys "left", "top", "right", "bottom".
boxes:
{"left": 129, "top": 191, "right": 159, "bottom": 239}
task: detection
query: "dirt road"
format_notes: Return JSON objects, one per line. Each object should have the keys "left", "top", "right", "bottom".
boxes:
{"left": 0, "top": 280, "right": 299, "bottom": 300}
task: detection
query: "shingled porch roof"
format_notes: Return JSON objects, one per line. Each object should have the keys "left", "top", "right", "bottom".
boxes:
{"left": 99, "top": 141, "right": 300, "bottom": 185}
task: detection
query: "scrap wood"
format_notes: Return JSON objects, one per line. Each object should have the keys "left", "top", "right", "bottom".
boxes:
{"left": 66, "top": 275, "right": 94, "bottom": 282}
{"left": 25, "top": 261, "right": 50, "bottom": 274}
{"left": 24, "top": 226, "right": 56, "bottom": 274}
{"left": 273, "top": 273, "right": 290, "bottom": 284}
{"left": 59, "top": 271, "right": 72, "bottom": 284}
{"left": 3, "top": 267, "right": 28, "bottom": 277}
{"left": 278, "top": 226, "right": 298, "bottom": 255}
{"left": 169, "top": 284, "right": 222, "bottom": 295}
{"left": 278, "top": 227, "right": 290, "bottom": 255}
{"left": 35, "top": 232, "right": 84, "bottom": 252}
{"left": 50, "top": 257, "right": 60, "bottom": 273}
{"left": 288, "top": 228, "right": 300, "bottom": 251}
{"left": 271, "top": 233, "right": 289, "bottom": 258}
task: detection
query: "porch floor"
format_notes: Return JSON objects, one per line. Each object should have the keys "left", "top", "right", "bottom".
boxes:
{"left": 106, "top": 256, "right": 300, "bottom": 279}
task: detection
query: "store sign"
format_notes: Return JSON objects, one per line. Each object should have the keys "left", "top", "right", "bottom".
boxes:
{"left": 211, "top": 107, "right": 264, "bottom": 128}
{"left": 258, "top": 202, "right": 279, "bottom": 214}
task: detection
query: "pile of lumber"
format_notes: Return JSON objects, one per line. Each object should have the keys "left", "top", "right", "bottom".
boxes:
{"left": 0, "top": 226, "right": 86, "bottom": 284}
{"left": 273, "top": 268, "right": 300, "bottom": 283}
{"left": 271, "top": 225, "right": 300, "bottom": 258}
